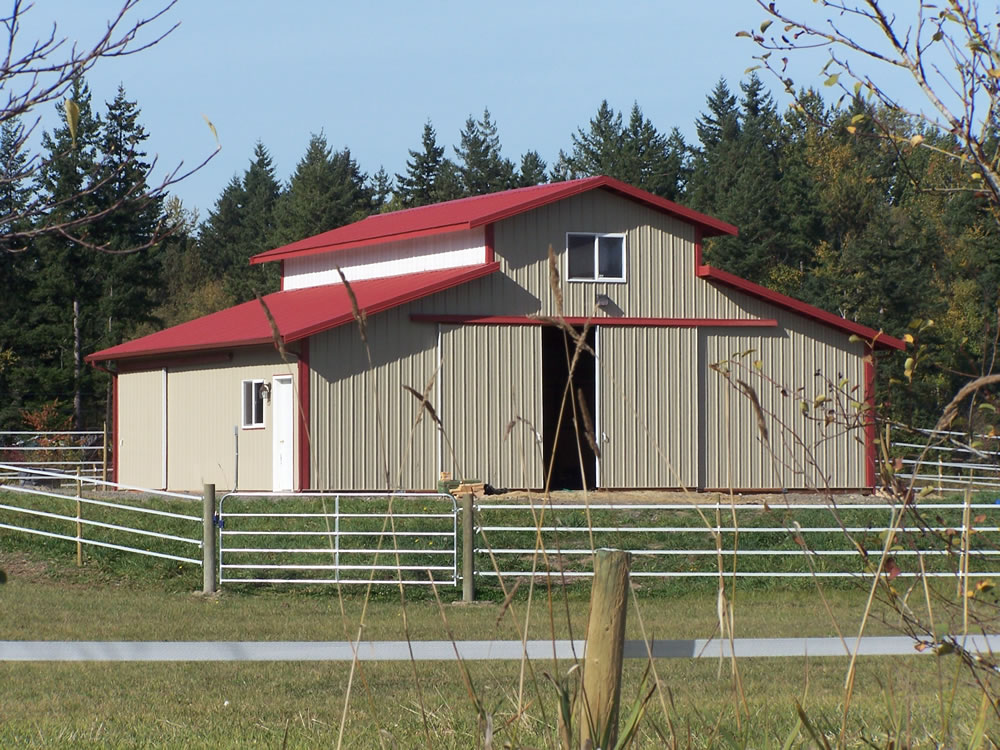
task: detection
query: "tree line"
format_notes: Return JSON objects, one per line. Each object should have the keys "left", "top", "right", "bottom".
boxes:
{"left": 2, "top": 73, "right": 995, "bottom": 432}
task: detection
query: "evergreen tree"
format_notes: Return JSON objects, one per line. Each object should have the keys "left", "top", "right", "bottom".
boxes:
{"left": 433, "top": 158, "right": 464, "bottom": 202}
{"left": 90, "top": 85, "right": 166, "bottom": 351}
{"left": 30, "top": 77, "right": 104, "bottom": 428}
{"left": 517, "top": 150, "right": 548, "bottom": 187}
{"left": 197, "top": 141, "right": 282, "bottom": 304}
{"left": 454, "top": 109, "right": 516, "bottom": 195}
{"left": 272, "top": 133, "right": 372, "bottom": 245}
{"left": 620, "top": 103, "right": 685, "bottom": 198}
{"left": 0, "top": 119, "right": 33, "bottom": 428}
{"left": 371, "top": 166, "right": 393, "bottom": 211}
{"left": 395, "top": 122, "right": 445, "bottom": 207}
{"left": 563, "top": 100, "right": 625, "bottom": 179}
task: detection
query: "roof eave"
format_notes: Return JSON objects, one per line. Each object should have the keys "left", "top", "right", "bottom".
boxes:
{"left": 696, "top": 264, "right": 906, "bottom": 350}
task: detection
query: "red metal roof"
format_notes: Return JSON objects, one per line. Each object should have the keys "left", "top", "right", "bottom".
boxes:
{"left": 250, "top": 176, "right": 739, "bottom": 265}
{"left": 696, "top": 264, "right": 906, "bottom": 351}
{"left": 86, "top": 263, "right": 500, "bottom": 363}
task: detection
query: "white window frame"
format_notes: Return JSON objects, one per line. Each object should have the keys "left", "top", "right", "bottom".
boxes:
{"left": 241, "top": 379, "right": 266, "bottom": 429}
{"left": 565, "top": 232, "right": 627, "bottom": 283}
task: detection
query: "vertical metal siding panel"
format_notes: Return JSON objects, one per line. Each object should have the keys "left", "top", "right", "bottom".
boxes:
{"left": 307, "top": 306, "right": 438, "bottom": 490}
{"left": 117, "top": 370, "right": 163, "bottom": 488}
{"left": 440, "top": 324, "right": 543, "bottom": 488}
{"left": 164, "top": 350, "right": 287, "bottom": 491}
{"left": 599, "top": 327, "right": 697, "bottom": 488}
{"left": 701, "top": 313, "right": 867, "bottom": 490}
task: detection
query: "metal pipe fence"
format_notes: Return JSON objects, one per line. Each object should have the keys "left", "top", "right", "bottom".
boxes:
{"left": 889, "top": 426, "right": 1000, "bottom": 492}
{"left": 0, "top": 429, "right": 109, "bottom": 482}
{"left": 0, "top": 463, "right": 202, "bottom": 566}
{"left": 217, "top": 492, "right": 458, "bottom": 586}
{"left": 472, "top": 501, "right": 1000, "bottom": 580}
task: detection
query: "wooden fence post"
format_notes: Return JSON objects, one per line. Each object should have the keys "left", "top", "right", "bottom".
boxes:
{"left": 579, "top": 548, "right": 631, "bottom": 750}
{"left": 203, "top": 483, "right": 217, "bottom": 594}
{"left": 462, "top": 492, "right": 475, "bottom": 602}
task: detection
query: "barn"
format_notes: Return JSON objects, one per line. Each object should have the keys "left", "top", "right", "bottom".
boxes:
{"left": 87, "top": 176, "right": 904, "bottom": 493}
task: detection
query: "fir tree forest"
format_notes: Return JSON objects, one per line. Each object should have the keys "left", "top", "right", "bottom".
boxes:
{"left": 0, "top": 76, "right": 995, "bottom": 434}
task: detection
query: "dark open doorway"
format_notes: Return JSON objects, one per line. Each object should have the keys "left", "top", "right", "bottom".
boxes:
{"left": 541, "top": 326, "right": 597, "bottom": 490}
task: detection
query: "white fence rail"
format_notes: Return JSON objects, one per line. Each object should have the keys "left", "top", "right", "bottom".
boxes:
{"left": 889, "top": 426, "right": 1000, "bottom": 492}
{"left": 0, "top": 463, "right": 203, "bottom": 566}
{"left": 473, "top": 501, "right": 1000, "bottom": 580}
{"left": 217, "top": 492, "right": 458, "bottom": 586}
{"left": 0, "top": 430, "right": 109, "bottom": 481}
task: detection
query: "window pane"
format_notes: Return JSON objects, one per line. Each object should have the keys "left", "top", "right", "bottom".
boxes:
{"left": 243, "top": 381, "right": 253, "bottom": 426}
{"left": 598, "top": 236, "right": 623, "bottom": 279}
{"left": 253, "top": 382, "right": 264, "bottom": 425}
{"left": 567, "top": 234, "right": 595, "bottom": 279}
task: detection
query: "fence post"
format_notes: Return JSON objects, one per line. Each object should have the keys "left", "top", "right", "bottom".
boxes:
{"left": 101, "top": 421, "right": 108, "bottom": 484}
{"left": 462, "top": 492, "right": 475, "bottom": 602}
{"left": 75, "top": 469, "right": 83, "bottom": 567}
{"left": 579, "top": 548, "right": 631, "bottom": 750}
{"left": 203, "top": 483, "right": 217, "bottom": 595}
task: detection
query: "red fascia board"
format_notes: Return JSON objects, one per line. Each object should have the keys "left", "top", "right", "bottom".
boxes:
{"left": 251, "top": 222, "right": 472, "bottom": 265}
{"left": 696, "top": 264, "right": 906, "bottom": 350}
{"left": 409, "top": 314, "right": 778, "bottom": 328}
{"left": 282, "top": 262, "right": 500, "bottom": 342}
{"left": 86, "top": 337, "right": 277, "bottom": 364}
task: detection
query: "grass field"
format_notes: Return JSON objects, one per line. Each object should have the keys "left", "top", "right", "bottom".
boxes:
{"left": 2, "top": 487, "right": 1000, "bottom": 747}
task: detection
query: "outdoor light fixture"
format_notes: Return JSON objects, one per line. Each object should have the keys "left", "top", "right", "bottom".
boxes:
{"left": 596, "top": 293, "right": 611, "bottom": 308}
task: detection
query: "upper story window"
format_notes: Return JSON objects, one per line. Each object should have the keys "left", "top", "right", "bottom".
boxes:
{"left": 242, "top": 379, "right": 266, "bottom": 429}
{"left": 566, "top": 232, "right": 626, "bottom": 282}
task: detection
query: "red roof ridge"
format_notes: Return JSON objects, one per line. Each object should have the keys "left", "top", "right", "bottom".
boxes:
{"left": 250, "top": 176, "right": 737, "bottom": 265}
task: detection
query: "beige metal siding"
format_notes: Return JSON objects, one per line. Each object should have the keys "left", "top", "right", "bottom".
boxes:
{"left": 440, "top": 324, "right": 544, "bottom": 488}
{"left": 700, "top": 313, "right": 868, "bottom": 490}
{"left": 166, "top": 350, "right": 293, "bottom": 491}
{"left": 117, "top": 369, "right": 164, "bottom": 488}
{"left": 309, "top": 305, "right": 438, "bottom": 489}
{"left": 598, "top": 327, "right": 698, "bottom": 488}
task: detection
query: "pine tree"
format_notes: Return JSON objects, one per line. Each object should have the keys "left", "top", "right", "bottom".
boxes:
{"left": 30, "top": 77, "right": 104, "bottom": 428}
{"left": 517, "top": 150, "right": 547, "bottom": 187}
{"left": 91, "top": 85, "right": 166, "bottom": 351}
{"left": 272, "top": 133, "right": 372, "bottom": 245}
{"left": 197, "top": 141, "right": 281, "bottom": 304}
{"left": 371, "top": 166, "right": 393, "bottom": 211}
{"left": 620, "top": 103, "right": 684, "bottom": 198}
{"left": 0, "top": 119, "right": 33, "bottom": 427}
{"left": 396, "top": 122, "right": 445, "bottom": 207}
{"left": 454, "top": 109, "right": 516, "bottom": 195}
{"left": 563, "top": 100, "right": 625, "bottom": 179}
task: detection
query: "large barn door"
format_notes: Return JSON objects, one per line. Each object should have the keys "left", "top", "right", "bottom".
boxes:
{"left": 272, "top": 375, "right": 294, "bottom": 492}
{"left": 541, "top": 326, "right": 597, "bottom": 490}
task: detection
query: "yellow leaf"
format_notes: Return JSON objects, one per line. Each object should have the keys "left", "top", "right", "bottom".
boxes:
{"left": 753, "top": 360, "right": 763, "bottom": 370}
{"left": 851, "top": 113, "right": 866, "bottom": 124}
{"left": 910, "top": 134, "right": 924, "bottom": 146}
{"left": 972, "top": 172, "right": 983, "bottom": 180}
{"left": 846, "top": 126, "right": 857, "bottom": 134}
{"left": 760, "top": 20, "right": 772, "bottom": 33}
{"left": 903, "top": 333, "right": 914, "bottom": 344}
{"left": 824, "top": 73, "right": 840, "bottom": 87}
{"left": 64, "top": 99, "right": 80, "bottom": 148}
{"left": 202, "top": 114, "right": 220, "bottom": 146}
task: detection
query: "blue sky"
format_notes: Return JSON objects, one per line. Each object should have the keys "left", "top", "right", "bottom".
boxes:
{"left": 35, "top": 1, "right": 814, "bottom": 220}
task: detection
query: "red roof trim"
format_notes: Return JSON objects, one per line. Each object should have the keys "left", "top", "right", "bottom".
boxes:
{"left": 696, "top": 264, "right": 906, "bottom": 350}
{"left": 86, "top": 264, "right": 501, "bottom": 364}
{"left": 284, "top": 262, "right": 500, "bottom": 342}
{"left": 250, "top": 222, "right": 472, "bottom": 265}
{"left": 409, "top": 314, "right": 778, "bottom": 328}
{"left": 251, "top": 176, "right": 738, "bottom": 266}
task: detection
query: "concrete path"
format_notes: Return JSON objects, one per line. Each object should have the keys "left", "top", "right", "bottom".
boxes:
{"left": 2, "top": 635, "right": 998, "bottom": 661}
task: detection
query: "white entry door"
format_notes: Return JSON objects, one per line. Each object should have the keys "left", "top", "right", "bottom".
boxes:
{"left": 272, "top": 375, "right": 294, "bottom": 492}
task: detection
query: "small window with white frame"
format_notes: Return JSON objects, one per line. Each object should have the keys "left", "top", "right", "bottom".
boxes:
{"left": 242, "top": 379, "right": 266, "bottom": 428}
{"left": 566, "top": 232, "right": 626, "bottom": 282}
